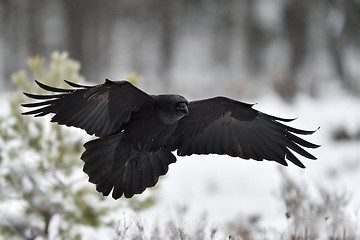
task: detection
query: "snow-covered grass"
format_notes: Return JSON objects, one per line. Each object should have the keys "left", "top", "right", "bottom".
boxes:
{"left": 1, "top": 85, "right": 359, "bottom": 239}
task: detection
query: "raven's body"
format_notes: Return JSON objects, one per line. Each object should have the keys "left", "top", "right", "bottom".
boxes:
{"left": 22, "top": 79, "right": 319, "bottom": 198}
{"left": 122, "top": 103, "right": 175, "bottom": 150}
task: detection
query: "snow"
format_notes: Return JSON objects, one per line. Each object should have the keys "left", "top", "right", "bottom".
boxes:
{"left": 135, "top": 90, "right": 360, "bottom": 237}
{"left": 1, "top": 84, "right": 360, "bottom": 239}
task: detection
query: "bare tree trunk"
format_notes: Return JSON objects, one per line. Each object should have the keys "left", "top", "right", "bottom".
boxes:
{"left": 1, "top": 0, "right": 30, "bottom": 89}
{"left": 27, "top": 1, "right": 43, "bottom": 56}
{"left": 65, "top": 0, "right": 116, "bottom": 82}
{"left": 212, "top": 1, "right": 234, "bottom": 67}
{"left": 331, "top": 0, "right": 360, "bottom": 94}
{"left": 65, "top": 1, "right": 83, "bottom": 66}
{"left": 243, "top": 0, "right": 266, "bottom": 74}
{"left": 283, "top": 0, "right": 309, "bottom": 74}
{"left": 157, "top": 0, "right": 175, "bottom": 90}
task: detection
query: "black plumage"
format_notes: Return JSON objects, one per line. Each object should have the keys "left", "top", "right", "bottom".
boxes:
{"left": 22, "top": 79, "right": 319, "bottom": 198}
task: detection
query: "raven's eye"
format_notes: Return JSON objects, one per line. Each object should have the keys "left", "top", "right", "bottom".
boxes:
{"left": 175, "top": 102, "right": 189, "bottom": 115}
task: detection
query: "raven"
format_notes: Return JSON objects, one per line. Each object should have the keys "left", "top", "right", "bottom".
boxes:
{"left": 22, "top": 79, "right": 319, "bottom": 198}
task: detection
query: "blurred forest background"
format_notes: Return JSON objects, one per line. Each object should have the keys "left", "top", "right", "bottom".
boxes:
{"left": 1, "top": 0, "right": 360, "bottom": 98}
{"left": 1, "top": 1, "right": 360, "bottom": 239}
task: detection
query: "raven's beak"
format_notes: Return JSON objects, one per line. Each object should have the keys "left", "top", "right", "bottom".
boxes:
{"left": 177, "top": 102, "right": 189, "bottom": 115}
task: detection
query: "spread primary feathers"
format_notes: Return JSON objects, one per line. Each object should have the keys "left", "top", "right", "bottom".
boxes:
{"left": 22, "top": 79, "right": 319, "bottom": 199}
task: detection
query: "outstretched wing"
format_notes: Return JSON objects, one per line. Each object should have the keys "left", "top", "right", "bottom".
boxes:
{"left": 22, "top": 79, "right": 153, "bottom": 137}
{"left": 169, "top": 97, "right": 319, "bottom": 168}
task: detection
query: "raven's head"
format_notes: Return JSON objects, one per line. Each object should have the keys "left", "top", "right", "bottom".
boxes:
{"left": 155, "top": 95, "right": 189, "bottom": 124}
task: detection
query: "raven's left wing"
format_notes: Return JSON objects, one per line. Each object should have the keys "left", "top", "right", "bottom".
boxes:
{"left": 22, "top": 79, "right": 153, "bottom": 137}
{"left": 168, "top": 97, "right": 319, "bottom": 168}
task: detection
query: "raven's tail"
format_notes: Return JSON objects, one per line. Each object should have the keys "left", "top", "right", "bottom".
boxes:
{"left": 81, "top": 134, "right": 177, "bottom": 199}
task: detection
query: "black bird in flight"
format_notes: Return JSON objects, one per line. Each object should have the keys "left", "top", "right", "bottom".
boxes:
{"left": 22, "top": 79, "right": 319, "bottom": 199}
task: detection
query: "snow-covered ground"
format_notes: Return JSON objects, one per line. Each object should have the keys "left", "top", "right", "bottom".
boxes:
{"left": 1, "top": 84, "right": 360, "bottom": 239}
{"left": 135, "top": 89, "right": 360, "bottom": 237}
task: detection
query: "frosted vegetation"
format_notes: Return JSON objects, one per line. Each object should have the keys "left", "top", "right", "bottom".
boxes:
{"left": 0, "top": 53, "right": 359, "bottom": 239}
{"left": 0, "top": 53, "right": 154, "bottom": 239}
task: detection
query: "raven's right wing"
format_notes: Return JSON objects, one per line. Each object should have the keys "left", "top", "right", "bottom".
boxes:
{"left": 22, "top": 79, "right": 153, "bottom": 137}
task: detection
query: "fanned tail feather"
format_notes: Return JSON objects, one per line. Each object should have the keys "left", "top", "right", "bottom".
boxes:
{"left": 81, "top": 134, "right": 176, "bottom": 199}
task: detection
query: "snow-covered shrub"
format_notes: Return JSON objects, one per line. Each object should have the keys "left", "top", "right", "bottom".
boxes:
{"left": 0, "top": 52, "right": 154, "bottom": 240}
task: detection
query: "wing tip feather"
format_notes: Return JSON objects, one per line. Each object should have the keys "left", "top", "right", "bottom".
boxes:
{"left": 64, "top": 80, "right": 91, "bottom": 88}
{"left": 34, "top": 80, "right": 72, "bottom": 92}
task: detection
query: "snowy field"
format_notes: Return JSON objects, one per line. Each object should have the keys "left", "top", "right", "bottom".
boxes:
{"left": 135, "top": 90, "right": 360, "bottom": 237}
{"left": 1, "top": 84, "right": 360, "bottom": 239}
